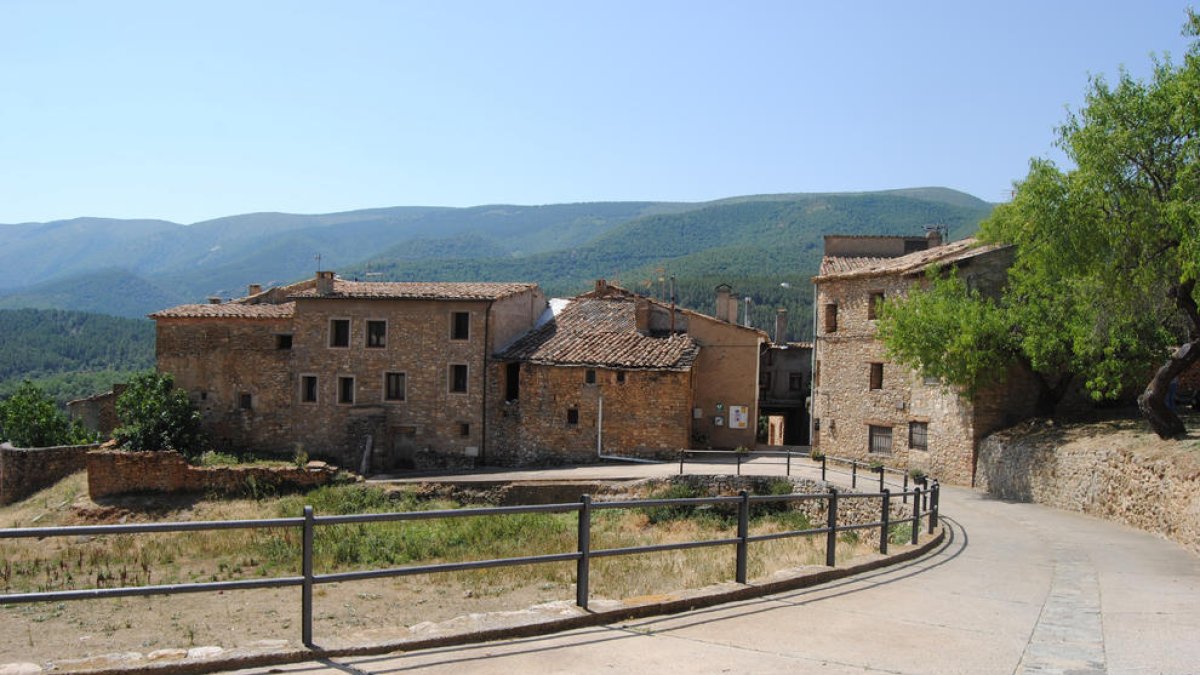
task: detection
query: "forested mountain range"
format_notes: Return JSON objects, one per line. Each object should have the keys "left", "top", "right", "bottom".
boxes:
{"left": 0, "top": 188, "right": 993, "bottom": 340}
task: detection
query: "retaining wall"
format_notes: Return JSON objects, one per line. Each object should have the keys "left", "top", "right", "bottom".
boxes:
{"left": 87, "top": 449, "right": 337, "bottom": 499}
{"left": 0, "top": 442, "right": 97, "bottom": 504}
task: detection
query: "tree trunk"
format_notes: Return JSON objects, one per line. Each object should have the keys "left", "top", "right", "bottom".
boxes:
{"left": 1139, "top": 281, "right": 1200, "bottom": 439}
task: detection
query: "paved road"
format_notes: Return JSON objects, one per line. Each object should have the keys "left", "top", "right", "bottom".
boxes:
{"left": 230, "top": 467, "right": 1200, "bottom": 674}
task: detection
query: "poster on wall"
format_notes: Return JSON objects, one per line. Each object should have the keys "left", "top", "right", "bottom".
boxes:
{"left": 729, "top": 405, "right": 749, "bottom": 429}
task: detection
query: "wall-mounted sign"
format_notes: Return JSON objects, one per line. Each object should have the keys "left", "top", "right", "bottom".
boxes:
{"left": 713, "top": 416, "right": 724, "bottom": 427}
{"left": 729, "top": 405, "right": 749, "bottom": 430}
{"left": 716, "top": 403, "right": 725, "bottom": 412}
{"left": 693, "top": 408, "right": 703, "bottom": 419}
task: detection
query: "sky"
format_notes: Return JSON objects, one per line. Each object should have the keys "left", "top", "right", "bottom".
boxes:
{"left": 0, "top": 1, "right": 1195, "bottom": 225}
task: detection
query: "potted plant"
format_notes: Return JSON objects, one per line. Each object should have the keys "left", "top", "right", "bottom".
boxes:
{"left": 908, "top": 468, "right": 928, "bottom": 485}
{"left": 869, "top": 460, "right": 885, "bottom": 473}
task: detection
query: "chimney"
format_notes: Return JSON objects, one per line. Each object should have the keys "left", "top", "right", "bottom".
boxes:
{"left": 247, "top": 284, "right": 262, "bottom": 296}
{"left": 594, "top": 279, "right": 608, "bottom": 295}
{"left": 743, "top": 296, "right": 753, "bottom": 327}
{"left": 207, "top": 296, "right": 222, "bottom": 304}
{"left": 926, "top": 227, "right": 943, "bottom": 248}
{"left": 316, "top": 270, "right": 336, "bottom": 296}
{"left": 635, "top": 298, "right": 651, "bottom": 332}
{"left": 775, "top": 308, "right": 788, "bottom": 344}
{"left": 715, "top": 284, "right": 733, "bottom": 323}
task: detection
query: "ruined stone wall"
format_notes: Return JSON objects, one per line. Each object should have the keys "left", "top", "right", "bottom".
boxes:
{"left": 67, "top": 385, "right": 124, "bottom": 436}
{"left": 976, "top": 427, "right": 1200, "bottom": 555}
{"left": 687, "top": 317, "right": 763, "bottom": 449}
{"left": 488, "top": 363, "right": 692, "bottom": 465}
{"left": 156, "top": 317, "right": 293, "bottom": 456}
{"left": 86, "top": 449, "right": 334, "bottom": 499}
{"left": 0, "top": 442, "right": 97, "bottom": 504}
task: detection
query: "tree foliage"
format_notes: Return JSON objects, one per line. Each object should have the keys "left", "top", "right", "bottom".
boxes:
{"left": 0, "top": 381, "right": 96, "bottom": 448}
{"left": 114, "top": 372, "right": 207, "bottom": 459}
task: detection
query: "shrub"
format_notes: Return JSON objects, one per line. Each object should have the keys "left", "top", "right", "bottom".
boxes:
{"left": 113, "top": 372, "right": 207, "bottom": 460}
{"left": 0, "top": 381, "right": 96, "bottom": 447}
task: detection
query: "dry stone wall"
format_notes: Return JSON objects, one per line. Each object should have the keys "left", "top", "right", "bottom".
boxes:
{"left": 86, "top": 449, "right": 335, "bottom": 499}
{"left": 0, "top": 442, "right": 97, "bottom": 504}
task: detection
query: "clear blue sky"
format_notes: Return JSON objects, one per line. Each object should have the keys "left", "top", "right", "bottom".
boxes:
{"left": 1, "top": 1, "right": 1194, "bottom": 224}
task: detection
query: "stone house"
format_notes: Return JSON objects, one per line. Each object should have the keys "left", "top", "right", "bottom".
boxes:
{"left": 810, "top": 233, "right": 1039, "bottom": 485}
{"left": 152, "top": 272, "right": 547, "bottom": 470}
{"left": 488, "top": 280, "right": 768, "bottom": 463}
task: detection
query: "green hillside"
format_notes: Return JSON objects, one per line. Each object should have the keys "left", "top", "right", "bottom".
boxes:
{"left": 0, "top": 308, "right": 155, "bottom": 404}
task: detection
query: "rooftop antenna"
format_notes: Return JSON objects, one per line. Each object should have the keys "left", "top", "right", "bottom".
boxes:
{"left": 315, "top": 254, "right": 322, "bottom": 273}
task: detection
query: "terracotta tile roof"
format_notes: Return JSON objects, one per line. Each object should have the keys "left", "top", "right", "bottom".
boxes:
{"left": 150, "top": 302, "right": 296, "bottom": 319}
{"left": 290, "top": 280, "right": 537, "bottom": 301}
{"left": 816, "top": 238, "right": 1008, "bottom": 280}
{"left": 498, "top": 297, "right": 699, "bottom": 371}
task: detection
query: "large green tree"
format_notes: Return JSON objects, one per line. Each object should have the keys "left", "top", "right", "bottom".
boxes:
{"left": 0, "top": 381, "right": 95, "bottom": 448}
{"left": 114, "top": 372, "right": 207, "bottom": 459}
{"left": 882, "top": 13, "right": 1200, "bottom": 437}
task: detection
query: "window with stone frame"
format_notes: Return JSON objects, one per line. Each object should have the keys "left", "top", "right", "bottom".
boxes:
{"left": 867, "top": 291, "right": 885, "bottom": 320}
{"left": 301, "top": 375, "right": 318, "bottom": 403}
{"left": 239, "top": 392, "right": 252, "bottom": 410}
{"left": 814, "top": 361, "right": 821, "bottom": 387}
{"left": 616, "top": 371, "right": 626, "bottom": 384}
{"left": 566, "top": 408, "right": 579, "bottom": 425}
{"left": 384, "top": 372, "right": 406, "bottom": 402}
{"left": 909, "top": 421, "right": 929, "bottom": 450}
{"left": 459, "top": 422, "right": 470, "bottom": 437}
{"left": 788, "top": 372, "right": 803, "bottom": 391}
{"left": 869, "top": 362, "right": 884, "bottom": 390}
{"left": 449, "top": 364, "right": 468, "bottom": 393}
{"left": 330, "top": 319, "right": 350, "bottom": 348}
{"left": 366, "top": 320, "right": 387, "bottom": 348}
{"left": 585, "top": 369, "right": 596, "bottom": 384}
{"left": 275, "top": 334, "right": 293, "bottom": 350}
{"left": 451, "top": 311, "right": 470, "bottom": 340}
{"left": 868, "top": 425, "right": 892, "bottom": 454}
{"left": 338, "top": 376, "right": 355, "bottom": 405}
{"left": 824, "top": 303, "right": 838, "bottom": 333}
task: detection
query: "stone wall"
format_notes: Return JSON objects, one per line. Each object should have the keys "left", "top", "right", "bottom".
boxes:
{"left": 86, "top": 449, "right": 336, "bottom": 499}
{"left": 488, "top": 363, "right": 692, "bottom": 465}
{"left": 0, "top": 442, "right": 97, "bottom": 504}
{"left": 67, "top": 385, "right": 125, "bottom": 436}
{"left": 976, "top": 424, "right": 1200, "bottom": 555}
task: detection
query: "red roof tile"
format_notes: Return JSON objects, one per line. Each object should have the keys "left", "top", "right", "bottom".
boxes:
{"left": 150, "top": 302, "right": 296, "bottom": 319}
{"left": 816, "top": 238, "right": 1008, "bottom": 280}
{"left": 290, "top": 280, "right": 537, "bottom": 301}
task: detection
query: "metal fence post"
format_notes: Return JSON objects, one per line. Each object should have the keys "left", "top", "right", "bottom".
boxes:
{"left": 929, "top": 481, "right": 939, "bottom": 533}
{"left": 736, "top": 490, "right": 749, "bottom": 583}
{"left": 786, "top": 450, "right": 791, "bottom": 477}
{"left": 903, "top": 473, "right": 909, "bottom": 504}
{"left": 852, "top": 461, "right": 857, "bottom": 488}
{"left": 880, "top": 489, "right": 890, "bottom": 555}
{"left": 911, "top": 487, "right": 921, "bottom": 545}
{"left": 737, "top": 453, "right": 742, "bottom": 476}
{"left": 878, "top": 468, "right": 885, "bottom": 492}
{"left": 679, "top": 451, "right": 685, "bottom": 475}
{"left": 302, "top": 505, "right": 314, "bottom": 648}
{"left": 825, "top": 487, "right": 838, "bottom": 567}
{"left": 821, "top": 454, "right": 827, "bottom": 481}
{"left": 577, "top": 495, "right": 592, "bottom": 609}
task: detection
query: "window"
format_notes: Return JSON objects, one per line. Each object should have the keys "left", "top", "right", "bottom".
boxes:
{"left": 301, "top": 375, "right": 318, "bottom": 403}
{"left": 505, "top": 362, "right": 520, "bottom": 401}
{"left": 459, "top": 423, "right": 471, "bottom": 437}
{"left": 909, "top": 421, "right": 929, "bottom": 450}
{"left": 869, "top": 363, "right": 884, "bottom": 390}
{"left": 814, "top": 361, "right": 821, "bottom": 387}
{"left": 868, "top": 291, "right": 884, "bottom": 320}
{"left": 585, "top": 369, "right": 596, "bottom": 384}
{"left": 275, "top": 334, "right": 293, "bottom": 350}
{"left": 366, "top": 320, "right": 387, "bottom": 348}
{"left": 239, "top": 393, "right": 252, "bottom": 410}
{"left": 451, "top": 312, "right": 470, "bottom": 340}
{"left": 449, "top": 364, "right": 468, "bottom": 393}
{"left": 384, "top": 372, "right": 406, "bottom": 402}
{"left": 616, "top": 371, "right": 626, "bottom": 384}
{"left": 824, "top": 303, "right": 838, "bottom": 333}
{"left": 869, "top": 425, "right": 893, "bottom": 454}
{"left": 330, "top": 319, "right": 350, "bottom": 348}
{"left": 338, "top": 376, "right": 355, "bottom": 405}
{"left": 567, "top": 408, "right": 579, "bottom": 425}
{"left": 789, "top": 373, "right": 804, "bottom": 391}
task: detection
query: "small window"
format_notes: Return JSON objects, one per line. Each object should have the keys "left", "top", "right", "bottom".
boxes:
{"left": 814, "top": 361, "right": 821, "bottom": 387}
{"left": 789, "top": 373, "right": 803, "bottom": 391}
{"left": 301, "top": 375, "right": 318, "bottom": 403}
{"left": 451, "top": 312, "right": 470, "bottom": 340}
{"left": 384, "top": 372, "right": 406, "bottom": 402}
{"left": 585, "top": 369, "right": 596, "bottom": 384}
{"left": 330, "top": 319, "right": 350, "bottom": 348}
{"left": 450, "top": 364, "right": 468, "bottom": 393}
{"left": 869, "top": 363, "right": 884, "bottom": 390}
{"left": 567, "top": 408, "right": 579, "bottom": 425}
{"left": 275, "top": 334, "right": 293, "bottom": 350}
{"left": 239, "top": 393, "right": 252, "bottom": 410}
{"left": 338, "top": 376, "right": 355, "bottom": 404}
{"left": 505, "top": 362, "right": 521, "bottom": 401}
{"left": 909, "top": 421, "right": 929, "bottom": 450}
{"left": 824, "top": 303, "right": 838, "bottom": 333}
{"left": 867, "top": 291, "right": 884, "bottom": 320}
{"left": 869, "top": 425, "right": 893, "bottom": 454}
{"left": 616, "top": 371, "right": 626, "bottom": 384}
{"left": 366, "top": 320, "right": 387, "bottom": 348}
{"left": 459, "top": 423, "right": 471, "bottom": 437}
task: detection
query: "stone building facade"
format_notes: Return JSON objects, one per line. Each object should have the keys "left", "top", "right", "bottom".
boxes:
{"left": 810, "top": 234, "right": 1036, "bottom": 485}
{"left": 152, "top": 273, "right": 547, "bottom": 470}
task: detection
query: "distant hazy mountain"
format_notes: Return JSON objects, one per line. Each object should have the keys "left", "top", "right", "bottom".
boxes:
{"left": 0, "top": 188, "right": 993, "bottom": 330}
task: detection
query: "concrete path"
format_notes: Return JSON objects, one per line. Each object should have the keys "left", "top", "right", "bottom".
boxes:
{"left": 229, "top": 466, "right": 1200, "bottom": 674}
